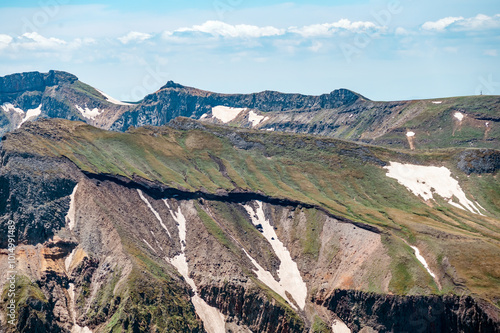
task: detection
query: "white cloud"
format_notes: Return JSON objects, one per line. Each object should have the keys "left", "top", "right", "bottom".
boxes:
{"left": 0, "top": 34, "right": 12, "bottom": 50}
{"left": 167, "top": 19, "right": 382, "bottom": 40}
{"left": 484, "top": 49, "right": 498, "bottom": 57}
{"left": 422, "top": 16, "right": 464, "bottom": 31}
{"left": 118, "top": 31, "right": 152, "bottom": 44}
{"left": 422, "top": 14, "right": 500, "bottom": 32}
{"left": 174, "top": 20, "right": 284, "bottom": 38}
{"left": 18, "top": 32, "right": 66, "bottom": 50}
{"left": 395, "top": 27, "right": 410, "bottom": 36}
{"left": 309, "top": 41, "right": 323, "bottom": 52}
{"left": 457, "top": 14, "right": 500, "bottom": 30}
{"left": 289, "top": 19, "right": 379, "bottom": 37}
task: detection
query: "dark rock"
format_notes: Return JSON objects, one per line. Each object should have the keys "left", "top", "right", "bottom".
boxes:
{"left": 322, "top": 289, "right": 500, "bottom": 333}
{"left": 457, "top": 149, "right": 500, "bottom": 174}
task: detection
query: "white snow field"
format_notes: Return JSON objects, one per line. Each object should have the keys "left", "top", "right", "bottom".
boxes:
{"left": 248, "top": 110, "right": 268, "bottom": 127}
{"left": 75, "top": 104, "right": 101, "bottom": 120}
{"left": 1, "top": 103, "right": 24, "bottom": 114}
{"left": 66, "top": 185, "right": 79, "bottom": 230}
{"left": 211, "top": 105, "right": 246, "bottom": 123}
{"left": 244, "top": 201, "right": 307, "bottom": 309}
{"left": 384, "top": 162, "right": 485, "bottom": 215}
{"left": 19, "top": 104, "right": 42, "bottom": 126}
{"left": 137, "top": 189, "right": 171, "bottom": 237}
{"left": 410, "top": 245, "right": 437, "bottom": 280}
{"left": 166, "top": 202, "right": 226, "bottom": 333}
{"left": 1, "top": 103, "right": 43, "bottom": 127}
{"left": 454, "top": 112, "right": 464, "bottom": 121}
{"left": 68, "top": 283, "right": 93, "bottom": 333}
{"left": 331, "top": 319, "right": 352, "bottom": 333}
{"left": 96, "top": 88, "right": 133, "bottom": 106}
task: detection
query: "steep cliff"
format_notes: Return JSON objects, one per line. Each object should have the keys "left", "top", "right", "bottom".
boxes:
{"left": 0, "top": 119, "right": 498, "bottom": 332}
{"left": 0, "top": 71, "right": 134, "bottom": 135}
{"left": 1, "top": 71, "right": 498, "bottom": 150}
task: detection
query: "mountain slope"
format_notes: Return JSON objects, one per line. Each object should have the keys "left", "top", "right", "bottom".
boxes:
{"left": 0, "top": 118, "right": 498, "bottom": 332}
{"left": 0, "top": 70, "right": 134, "bottom": 135}
{"left": 2, "top": 70, "right": 498, "bottom": 150}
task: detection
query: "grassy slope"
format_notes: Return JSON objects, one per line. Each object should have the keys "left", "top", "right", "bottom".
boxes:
{"left": 371, "top": 95, "right": 500, "bottom": 149}
{"left": 3, "top": 118, "right": 499, "bottom": 303}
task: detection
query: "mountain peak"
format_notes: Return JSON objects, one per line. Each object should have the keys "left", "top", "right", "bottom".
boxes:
{"left": 0, "top": 70, "right": 78, "bottom": 94}
{"left": 161, "top": 80, "right": 185, "bottom": 89}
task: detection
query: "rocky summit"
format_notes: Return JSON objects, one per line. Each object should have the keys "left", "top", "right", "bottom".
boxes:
{"left": 0, "top": 71, "right": 499, "bottom": 333}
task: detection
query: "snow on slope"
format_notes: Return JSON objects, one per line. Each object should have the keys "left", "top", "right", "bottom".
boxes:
{"left": 454, "top": 112, "right": 464, "bottom": 121}
{"left": 384, "top": 162, "right": 485, "bottom": 215}
{"left": 19, "top": 104, "right": 42, "bottom": 126}
{"left": 96, "top": 88, "right": 133, "bottom": 106}
{"left": 137, "top": 189, "right": 172, "bottom": 237}
{"left": 410, "top": 245, "right": 437, "bottom": 280}
{"left": 68, "top": 283, "right": 93, "bottom": 333}
{"left": 406, "top": 131, "right": 415, "bottom": 137}
{"left": 248, "top": 110, "right": 268, "bottom": 127}
{"left": 66, "top": 185, "right": 79, "bottom": 230}
{"left": 244, "top": 201, "right": 307, "bottom": 310}
{"left": 212, "top": 105, "right": 246, "bottom": 123}
{"left": 242, "top": 249, "right": 297, "bottom": 310}
{"left": 75, "top": 104, "right": 101, "bottom": 120}
{"left": 1, "top": 103, "right": 24, "bottom": 114}
{"left": 165, "top": 202, "right": 226, "bottom": 333}
{"left": 1, "top": 103, "right": 43, "bottom": 128}
{"left": 332, "top": 319, "right": 351, "bottom": 333}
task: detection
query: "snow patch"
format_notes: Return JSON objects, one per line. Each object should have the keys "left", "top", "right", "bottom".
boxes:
{"left": 68, "top": 283, "right": 93, "bottom": 333}
{"left": 410, "top": 245, "right": 437, "bottom": 280}
{"left": 248, "top": 110, "right": 266, "bottom": 127}
{"left": 19, "top": 104, "right": 42, "bottom": 127}
{"left": 242, "top": 249, "right": 297, "bottom": 310}
{"left": 332, "top": 319, "right": 351, "bottom": 333}
{"left": 200, "top": 113, "right": 208, "bottom": 119}
{"left": 406, "top": 131, "right": 415, "bottom": 137}
{"left": 384, "top": 162, "right": 485, "bottom": 215}
{"left": 75, "top": 104, "right": 101, "bottom": 120}
{"left": 65, "top": 248, "right": 77, "bottom": 272}
{"left": 266, "top": 128, "right": 275, "bottom": 131}
{"left": 142, "top": 239, "right": 157, "bottom": 253}
{"left": 432, "top": 101, "right": 442, "bottom": 104}
{"left": 243, "top": 201, "right": 307, "bottom": 309}
{"left": 212, "top": 105, "right": 246, "bottom": 123}
{"left": 454, "top": 112, "right": 464, "bottom": 121}
{"left": 66, "top": 185, "right": 79, "bottom": 230}
{"left": 1, "top": 103, "right": 24, "bottom": 114}
{"left": 96, "top": 88, "right": 133, "bottom": 105}
{"left": 166, "top": 202, "right": 226, "bottom": 332}
{"left": 137, "top": 189, "right": 171, "bottom": 237}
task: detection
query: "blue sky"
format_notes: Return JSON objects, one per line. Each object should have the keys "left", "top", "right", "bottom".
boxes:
{"left": 0, "top": 0, "right": 499, "bottom": 101}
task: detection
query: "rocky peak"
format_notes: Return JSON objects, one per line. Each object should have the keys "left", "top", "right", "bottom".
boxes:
{"left": 160, "top": 80, "right": 186, "bottom": 90}
{"left": 0, "top": 70, "right": 78, "bottom": 94}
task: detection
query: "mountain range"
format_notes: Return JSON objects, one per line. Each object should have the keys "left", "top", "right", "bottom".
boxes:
{"left": 1, "top": 70, "right": 498, "bottom": 150}
{"left": 0, "top": 71, "right": 499, "bottom": 333}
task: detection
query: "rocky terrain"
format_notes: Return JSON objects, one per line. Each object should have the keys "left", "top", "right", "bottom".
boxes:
{"left": 1, "top": 70, "right": 498, "bottom": 150}
{"left": 0, "top": 118, "right": 498, "bottom": 332}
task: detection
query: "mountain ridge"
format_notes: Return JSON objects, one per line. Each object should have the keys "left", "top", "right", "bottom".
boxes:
{"left": 0, "top": 117, "right": 498, "bottom": 332}
{"left": 1, "top": 70, "right": 498, "bottom": 151}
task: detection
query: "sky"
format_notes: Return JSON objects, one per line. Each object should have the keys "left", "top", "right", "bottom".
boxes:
{"left": 0, "top": 0, "right": 499, "bottom": 101}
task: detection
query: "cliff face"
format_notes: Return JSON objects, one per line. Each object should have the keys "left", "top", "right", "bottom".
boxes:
{"left": 0, "top": 71, "right": 134, "bottom": 135}
{"left": 320, "top": 289, "right": 500, "bottom": 333}
{"left": 110, "top": 84, "right": 362, "bottom": 131}
{"left": 1, "top": 71, "right": 498, "bottom": 150}
{"left": 0, "top": 70, "right": 77, "bottom": 95}
{"left": 0, "top": 119, "right": 499, "bottom": 332}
